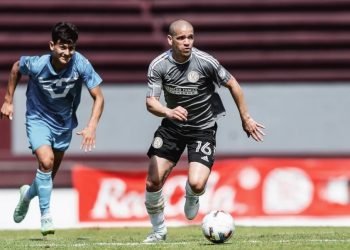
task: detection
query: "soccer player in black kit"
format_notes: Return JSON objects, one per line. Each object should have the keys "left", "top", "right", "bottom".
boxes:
{"left": 143, "top": 19, "right": 265, "bottom": 243}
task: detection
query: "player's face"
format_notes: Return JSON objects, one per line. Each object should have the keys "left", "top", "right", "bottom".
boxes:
{"left": 49, "top": 40, "right": 76, "bottom": 71}
{"left": 168, "top": 26, "right": 194, "bottom": 63}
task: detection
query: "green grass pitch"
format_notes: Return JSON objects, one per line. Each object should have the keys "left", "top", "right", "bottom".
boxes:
{"left": 1, "top": 226, "right": 349, "bottom": 249}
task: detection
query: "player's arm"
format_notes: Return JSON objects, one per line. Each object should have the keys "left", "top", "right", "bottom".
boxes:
{"left": 0, "top": 61, "right": 22, "bottom": 120}
{"left": 76, "top": 85, "right": 104, "bottom": 152}
{"left": 146, "top": 96, "right": 187, "bottom": 121}
{"left": 224, "top": 76, "right": 265, "bottom": 142}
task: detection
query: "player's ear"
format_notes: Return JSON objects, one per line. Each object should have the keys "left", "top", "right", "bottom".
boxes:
{"left": 167, "top": 35, "right": 173, "bottom": 46}
{"left": 49, "top": 41, "right": 55, "bottom": 51}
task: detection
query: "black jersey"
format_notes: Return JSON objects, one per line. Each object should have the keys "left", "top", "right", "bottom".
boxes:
{"left": 147, "top": 47, "right": 232, "bottom": 130}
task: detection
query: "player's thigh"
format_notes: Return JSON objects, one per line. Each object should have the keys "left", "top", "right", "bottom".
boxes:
{"left": 146, "top": 155, "right": 175, "bottom": 191}
{"left": 51, "top": 150, "right": 65, "bottom": 179}
{"left": 147, "top": 123, "right": 186, "bottom": 164}
{"left": 26, "top": 119, "right": 52, "bottom": 152}
{"left": 188, "top": 161, "right": 211, "bottom": 189}
{"left": 27, "top": 119, "right": 72, "bottom": 152}
{"left": 53, "top": 150, "right": 65, "bottom": 168}
{"left": 53, "top": 130, "right": 72, "bottom": 151}
{"left": 34, "top": 145, "right": 55, "bottom": 170}
{"left": 187, "top": 126, "right": 217, "bottom": 169}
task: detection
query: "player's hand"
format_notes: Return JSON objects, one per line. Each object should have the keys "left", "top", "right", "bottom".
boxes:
{"left": 166, "top": 106, "right": 188, "bottom": 121}
{"left": 76, "top": 126, "right": 96, "bottom": 152}
{"left": 0, "top": 102, "right": 13, "bottom": 120}
{"left": 242, "top": 117, "right": 265, "bottom": 142}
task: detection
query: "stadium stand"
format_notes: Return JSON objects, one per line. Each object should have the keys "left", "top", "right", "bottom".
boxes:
{"left": 0, "top": 0, "right": 349, "bottom": 84}
{"left": 1, "top": 0, "right": 350, "bottom": 187}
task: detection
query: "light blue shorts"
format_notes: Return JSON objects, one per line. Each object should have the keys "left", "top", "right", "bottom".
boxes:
{"left": 26, "top": 119, "right": 72, "bottom": 152}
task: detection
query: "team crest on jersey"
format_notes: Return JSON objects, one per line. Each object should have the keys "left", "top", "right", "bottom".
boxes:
{"left": 187, "top": 71, "right": 200, "bottom": 83}
{"left": 39, "top": 73, "right": 78, "bottom": 99}
{"left": 152, "top": 137, "right": 163, "bottom": 149}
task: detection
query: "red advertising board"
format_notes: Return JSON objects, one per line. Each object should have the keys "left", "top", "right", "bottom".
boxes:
{"left": 72, "top": 158, "right": 350, "bottom": 223}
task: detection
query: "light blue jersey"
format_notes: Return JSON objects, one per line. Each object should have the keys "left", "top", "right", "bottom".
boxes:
{"left": 20, "top": 52, "right": 102, "bottom": 131}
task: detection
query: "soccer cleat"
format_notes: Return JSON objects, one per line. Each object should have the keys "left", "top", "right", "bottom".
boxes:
{"left": 41, "top": 214, "right": 55, "bottom": 236}
{"left": 143, "top": 232, "right": 167, "bottom": 243}
{"left": 184, "top": 195, "right": 199, "bottom": 220}
{"left": 13, "top": 185, "right": 31, "bottom": 223}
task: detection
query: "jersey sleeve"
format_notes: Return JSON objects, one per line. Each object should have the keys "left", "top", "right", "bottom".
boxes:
{"left": 215, "top": 64, "right": 232, "bottom": 86}
{"left": 80, "top": 58, "right": 102, "bottom": 89}
{"left": 19, "top": 56, "right": 40, "bottom": 76}
{"left": 146, "top": 62, "right": 163, "bottom": 97}
{"left": 200, "top": 51, "right": 232, "bottom": 87}
{"left": 208, "top": 58, "right": 232, "bottom": 87}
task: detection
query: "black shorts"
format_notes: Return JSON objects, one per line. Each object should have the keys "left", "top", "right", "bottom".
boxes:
{"left": 147, "top": 119, "right": 217, "bottom": 168}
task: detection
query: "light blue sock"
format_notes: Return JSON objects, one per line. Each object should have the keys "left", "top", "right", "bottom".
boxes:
{"left": 24, "top": 179, "right": 38, "bottom": 201}
{"left": 35, "top": 169, "right": 53, "bottom": 216}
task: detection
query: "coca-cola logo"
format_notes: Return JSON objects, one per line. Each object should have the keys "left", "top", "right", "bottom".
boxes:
{"left": 91, "top": 178, "right": 145, "bottom": 219}
{"left": 73, "top": 158, "right": 350, "bottom": 223}
{"left": 89, "top": 171, "right": 241, "bottom": 220}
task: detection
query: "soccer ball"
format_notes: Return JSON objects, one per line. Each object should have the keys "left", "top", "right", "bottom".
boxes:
{"left": 201, "top": 210, "right": 235, "bottom": 244}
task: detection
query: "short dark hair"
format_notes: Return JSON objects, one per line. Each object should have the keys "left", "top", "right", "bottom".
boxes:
{"left": 51, "top": 22, "right": 79, "bottom": 44}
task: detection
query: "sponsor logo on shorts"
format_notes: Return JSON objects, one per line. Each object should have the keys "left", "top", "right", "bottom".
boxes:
{"left": 201, "top": 155, "right": 209, "bottom": 162}
{"left": 152, "top": 137, "right": 163, "bottom": 149}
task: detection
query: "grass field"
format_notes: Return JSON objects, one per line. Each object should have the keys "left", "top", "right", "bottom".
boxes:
{"left": 1, "top": 226, "right": 349, "bottom": 249}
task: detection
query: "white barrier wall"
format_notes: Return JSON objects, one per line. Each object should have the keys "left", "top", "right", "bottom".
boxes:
{"left": 2, "top": 187, "right": 350, "bottom": 230}
{"left": 0, "top": 189, "right": 78, "bottom": 230}
{"left": 12, "top": 83, "right": 350, "bottom": 156}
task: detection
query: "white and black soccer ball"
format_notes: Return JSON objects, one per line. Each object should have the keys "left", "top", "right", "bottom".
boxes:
{"left": 201, "top": 210, "right": 235, "bottom": 244}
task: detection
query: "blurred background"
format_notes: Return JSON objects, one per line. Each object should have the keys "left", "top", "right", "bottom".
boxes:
{"left": 0, "top": 0, "right": 350, "bottom": 229}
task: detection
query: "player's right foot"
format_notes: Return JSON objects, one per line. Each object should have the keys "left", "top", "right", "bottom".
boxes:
{"left": 13, "top": 185, "right": 31, "bottom": 223}
{"left": 143, "top": 232, "right": 167, "bottom": 243}
{"left": 184, "top": 195, "right": 199, "bottom": 220}
{"left": 41, "top": 214, "right": 55, "bottom": 236}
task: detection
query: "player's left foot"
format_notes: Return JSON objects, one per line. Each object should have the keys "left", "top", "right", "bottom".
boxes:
{"left": 184, "top": 195, "right": 199, "bottom": 220}
{"left": 41, "top": 214, "right": 55, "bottom": 236}
{"left": 13, "top": 185, "right": 31, "bottom": 223}
{"left": 143, "top": 232, "right": 167, "bottom": 243}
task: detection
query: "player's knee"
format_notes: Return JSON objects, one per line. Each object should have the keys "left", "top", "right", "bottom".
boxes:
{"left": 38, "top": 156, "right": 54, "bottom": 172}
{"left": 187, "top": 180, "right": 206, "bottom": 194}
{"left": 146, "top": 179, "right": 163, "bottom": 192}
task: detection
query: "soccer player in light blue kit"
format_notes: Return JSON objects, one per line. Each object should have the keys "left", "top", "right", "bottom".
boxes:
{"left": 0, "top": 22, "right": 104, "bottom": 235}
